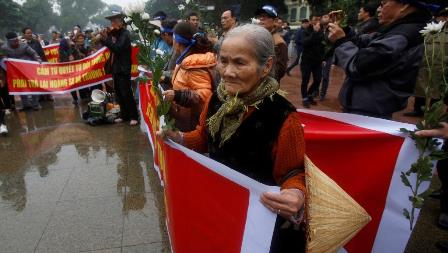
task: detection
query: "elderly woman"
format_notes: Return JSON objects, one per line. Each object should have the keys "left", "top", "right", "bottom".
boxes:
{"left": 328, "top": 0, "right": 437, "bottom": 119}
{"left": 162, "top": 22, "right": 216, "bottom": 132}
{"left": 165, "top": 24, "right": 306, "bottom": 253}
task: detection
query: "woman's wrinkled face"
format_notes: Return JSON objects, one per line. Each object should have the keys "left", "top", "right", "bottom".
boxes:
{"left": 218, "top": 36, "right": 272, "bottom": 96}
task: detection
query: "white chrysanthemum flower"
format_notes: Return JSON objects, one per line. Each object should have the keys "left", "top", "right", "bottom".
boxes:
{"left": 251, "top": 18, "right": 261, "bottom": 25}
{"left": 185, "top": 0, "right": 191, "bottom": 4}
{"left": 178, "top": 4, "right": 185, "bottom": 11}
{"left": 141, "top": 13, "right": 150, "bottom": 20}
{"left": 124, "top": 17, "right": 132, "bottom": 23}
{"left": 156, "top": 49, "right": 165, "bottom": 56}
{"left": 420, "top": 21, "right": 446, "bottom": 36}
{"left": 125, "top": 1, "right": 146, "bottom": 16}
{"left": 154, "top": 29, "right": 161, "bottom": 35}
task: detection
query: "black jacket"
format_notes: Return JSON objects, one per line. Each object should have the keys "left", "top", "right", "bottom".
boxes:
{"left": 103, "top": 28, "right": 132, "bottom": 75}
{"left": 27, "top": 39, "right": 47, "bottom": 62}
{"left": 335, "top": 11, "right": 431, "bottom": 118}
{"left": 301, "top": 26, "right": 325, "bottom": 65}
{"left": 356, "top": 18, "right": 380, "bottom": 35}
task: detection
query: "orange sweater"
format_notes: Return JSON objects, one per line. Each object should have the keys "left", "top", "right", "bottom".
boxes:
{"left": 183, "top": 100, "right": 306, "bottom": 193}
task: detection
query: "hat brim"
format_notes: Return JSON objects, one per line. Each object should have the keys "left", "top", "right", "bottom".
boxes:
{"left": 149, "top": 20, "right": 162, "bottom": 28}
{"left": 105, "top": 13, "right": 126, "bottom": 20}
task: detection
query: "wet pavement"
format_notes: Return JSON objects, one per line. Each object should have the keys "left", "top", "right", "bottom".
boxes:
{"left": 0, "top": 97, "right": 169, "bottom": 253}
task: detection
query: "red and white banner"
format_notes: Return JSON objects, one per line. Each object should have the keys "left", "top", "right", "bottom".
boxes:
{"left": 43, "top": 43, "right": 60, "bottom": 63}
{"left": 139, "top": 84, "right": 428, "bottom": 253}
{"left": 5, "top": 46, "right": 139, "bottom": 95}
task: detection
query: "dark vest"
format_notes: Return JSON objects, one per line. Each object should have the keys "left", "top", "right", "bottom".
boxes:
{"left": 207, "top": 93, "right": 296, "bottom": 186}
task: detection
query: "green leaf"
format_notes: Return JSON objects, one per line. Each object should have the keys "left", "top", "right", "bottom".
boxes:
{"left": 430, "top": 150, "right": 448, "bottom": 160}
{"left": 401, "top": 172, "right": 411, "bottom": 187}
{"left": 403, "top": 208, "right": 411, "bottom": 220}
{"left": 413, "top": 197, "right": 425, "bottom": 209}
{"left": 400, "top": 128, "right": 412, "bottom": 134}
{"left": 418, "top": 189, "right": 432, "bottom": 199}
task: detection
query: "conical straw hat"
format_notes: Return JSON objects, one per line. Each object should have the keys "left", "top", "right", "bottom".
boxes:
{"left": 305, "top": 156, "right": 371, "bottom": 253}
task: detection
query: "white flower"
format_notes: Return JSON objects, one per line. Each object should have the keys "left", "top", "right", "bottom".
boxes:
{"left": 178, "top": 4, "right": 185, "bottom": 11}
{"left": 185, "top": 0, "right": 191, "bottom": 4}
{"left": 124, "top": 1, "right": 146, "bottom": 16}
{"left": 156, "top": 49, "right": 165, "bottom": 56}
{"left": 141, "top": 12, "right": 150, "bottom": 20}
{"left": 124, "top": 17, "right": 132, "bottom": 23}
{"left": 130, "top": 23, "right": 138, "bottom": 31}
{"left": 420, "top": 21, "right": 446, "bottom": 36}
{"left": 154, "top": 29, "right": 161, "bottom": 35}
{"left": 138, "top": 31, "right": 145, "bottom": 43}
{"left": 251, "top": 18, "right": 261, "bottom": 25}
{"left": 159, "top": 115, "right": 166, "bottom": 131}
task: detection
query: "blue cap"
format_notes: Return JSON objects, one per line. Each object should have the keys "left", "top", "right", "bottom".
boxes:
{"left": 400, "top": 0, "right": 440, "bottom": 12}
{"left": 255, "top": 5, "right": 278, "bottom": 18}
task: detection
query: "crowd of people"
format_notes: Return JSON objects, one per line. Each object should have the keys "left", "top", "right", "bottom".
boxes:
{"left": 1, "top": 0, "right": 448, "bottom": 252}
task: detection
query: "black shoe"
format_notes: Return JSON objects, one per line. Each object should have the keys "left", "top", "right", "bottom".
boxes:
{"left": 438, "top": 213, "right": 448, "bottom": 230}
{"left": 309, "top": 99, "right": 317, "bottom": 105}
{"left": 18, "top": 106, "right": 31, "bottom": 112}
{"left": 302, "top": 101, "right": 310, "bottom": 109}
{"left": 403, "top": 111, "right": 424, "bottom": 117}
{"left": 319, "top": 95, "right": 326, "bottom": 101}
{"left": 436, "top": 241, "right": 448, "bottom": 252}
{"left": 431, "top": 189, "right": 443, "bottom": 199}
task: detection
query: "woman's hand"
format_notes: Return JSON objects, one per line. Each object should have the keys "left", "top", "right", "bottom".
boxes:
{"left": 260, "top": 189, "right": 304, "bottom": 220}
{"left": 328, "top": 23, "right": 346, "bottom": 43}
{"left": 162, "top": 90, "right": 175, "bottom": 102}
{"left": 156, "top": 129, "right": 183, "bottom": 144}
{"left": 415, "top": 122, "right": 448, "bottom": 139}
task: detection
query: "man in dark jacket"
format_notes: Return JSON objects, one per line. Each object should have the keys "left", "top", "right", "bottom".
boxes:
{"left": 22, "top": 27, "right": 47, "bottom": 62}
{"left": 329, "top": 0, "right": 435, "bottom": 119}
{"left": 2, "top": 32, "right": 42, "bottom": 111}
{"left": 255, "top": 5, "right": 288, "bottom": 82}
{"left": 286, "top": 19, "right": 309, "bottom": 76}
{"left": 356, "top": 3, "right": 380, "bottom": 35}
{"left": 101, "top": 12, "right": 138, "bottom": 126}
{"left": 300, "top": 14, "right": 325, "bottom": 108}
{"left": 23, "top": 27, "right": 53, "bottom": 102}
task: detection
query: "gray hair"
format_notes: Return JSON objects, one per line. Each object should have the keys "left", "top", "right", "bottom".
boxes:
{"left": 223, "top": 24, "right": 275, "bottom": 68}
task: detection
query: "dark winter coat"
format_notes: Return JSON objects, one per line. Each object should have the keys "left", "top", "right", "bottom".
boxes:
{"left": 301, "top": 26, "right": 325, "bottom": 65}
{"left": 334, "top": 11, "right": 431, "bottom": 118}
{"left": 103, "top": 28, "right": 132, "bottom": 75}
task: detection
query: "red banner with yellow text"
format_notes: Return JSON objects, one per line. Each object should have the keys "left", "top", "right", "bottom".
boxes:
{"left": 43, "top": 43, "right": 60, "bottom": 63}
{"left": 6, "top": 46, "right": 139, "bottom": 95}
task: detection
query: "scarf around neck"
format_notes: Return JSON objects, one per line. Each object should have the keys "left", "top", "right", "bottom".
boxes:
{"left": 207, "top": 76, "right": 280, "bottom": 147}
